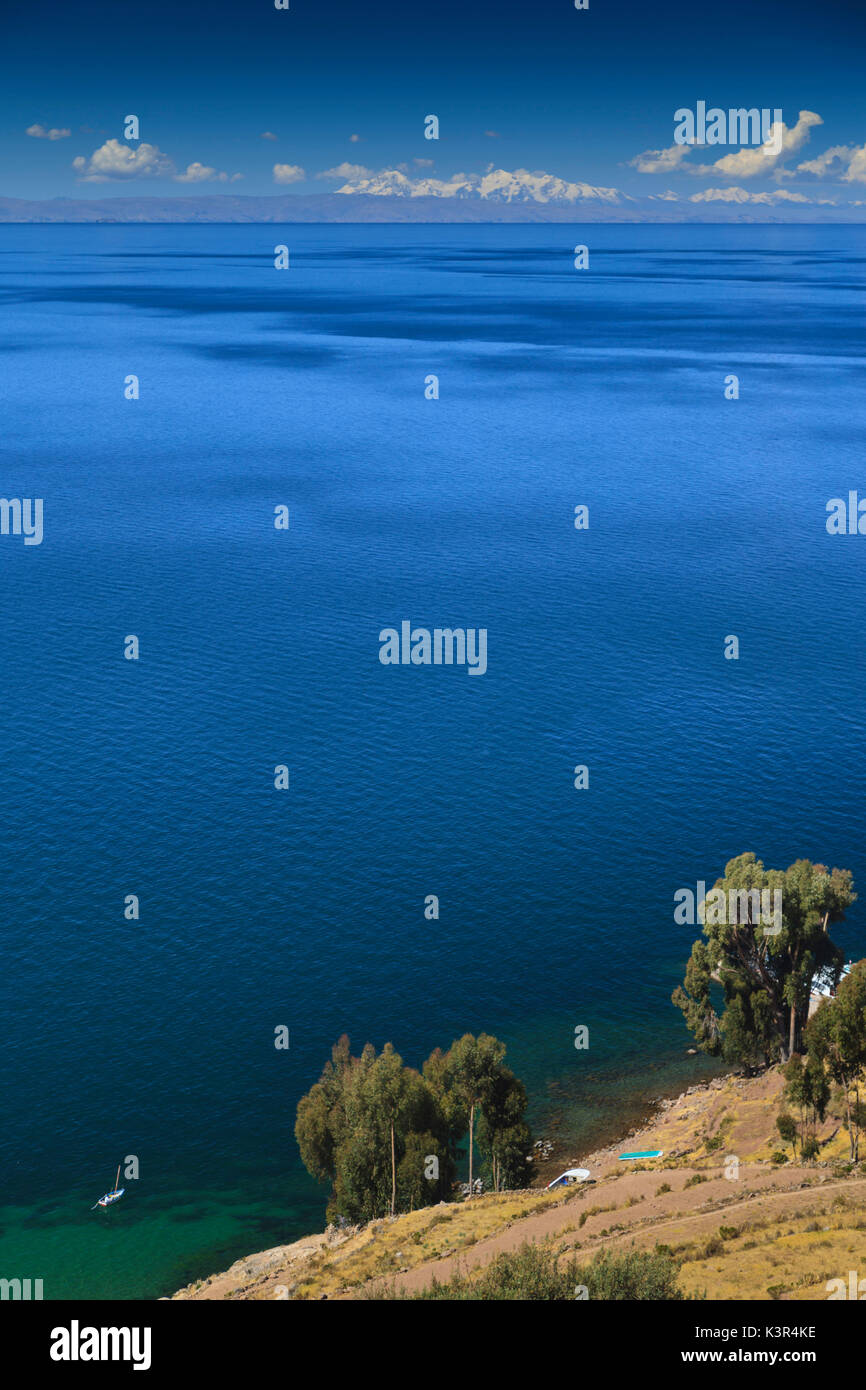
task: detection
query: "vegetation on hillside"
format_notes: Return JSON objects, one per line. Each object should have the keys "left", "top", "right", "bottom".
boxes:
{"left": 803, "top": 958, "right": 866, "bottom": 1161}
{"left": 673, "top": 852, "right": 855, "bottom": 1068}
{"left": 776, "top": 1055, "right": 830, "bottom": 1161}
{"left": 366, "top": 1240, "right": 689, "bottom": 1300}
{"left": 295, "top": 1032, "right": 531, "bottom": 1224}
{"left": 178, "top": 1066, "right": 866, "bottom": 1302}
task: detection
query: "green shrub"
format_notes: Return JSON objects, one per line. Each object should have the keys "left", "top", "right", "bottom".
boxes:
{"left": 367, "top": 1240, "right": 689, "bottom": 1301}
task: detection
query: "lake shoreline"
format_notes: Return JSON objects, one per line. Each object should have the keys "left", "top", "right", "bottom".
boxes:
{"left": 171, "top": 1062, "right": 735, "bottom": 1298}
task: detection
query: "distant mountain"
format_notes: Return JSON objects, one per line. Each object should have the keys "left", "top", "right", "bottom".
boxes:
{"left": 0, "top": 191, "right": 862, "bottom": 223}
{"left": 330, "top": 168, "right": 626, "bottom": 204}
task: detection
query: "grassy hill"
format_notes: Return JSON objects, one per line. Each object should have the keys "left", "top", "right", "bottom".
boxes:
{"left": 172, "top": 1067, "right": 866, "bottom": 1301}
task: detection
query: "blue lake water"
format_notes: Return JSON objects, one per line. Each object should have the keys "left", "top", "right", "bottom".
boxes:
{"left": 0, "top": 221, "right": 864, "bottom": 1298}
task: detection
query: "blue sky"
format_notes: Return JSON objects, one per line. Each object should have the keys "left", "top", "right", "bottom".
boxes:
{"left": 5, "top": 0, "right": 866, "bottom": 210}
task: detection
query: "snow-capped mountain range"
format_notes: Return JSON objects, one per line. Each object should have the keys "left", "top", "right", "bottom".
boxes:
{"left": 1, "top": 162, "right": 863, "bottom": 222}
{"left": 334, "top": 166, "right": 626, "bottom": 203}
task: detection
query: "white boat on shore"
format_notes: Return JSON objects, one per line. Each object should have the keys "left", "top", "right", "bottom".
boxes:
{"left": 546, "top": 1167, "right": 591, "bottom": 1189}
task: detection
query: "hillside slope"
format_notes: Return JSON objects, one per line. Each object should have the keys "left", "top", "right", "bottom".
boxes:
{"left": 172, "top": 1068, "right": 866, "bottom": 1301}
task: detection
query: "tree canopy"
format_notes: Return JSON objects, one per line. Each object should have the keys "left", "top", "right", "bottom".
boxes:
{"left": 672, "top": 852, "right": 855, "bottom": 1069}
{"left": 295, "top": 1032, "right": 530, "bottom": 1223}
{"left": 805, "top": 959, "right": 866, "bottom": 1161}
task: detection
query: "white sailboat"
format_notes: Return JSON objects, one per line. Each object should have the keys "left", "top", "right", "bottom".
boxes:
{"left": 92, "top": 1164, "right": 125, "bottom": 1210}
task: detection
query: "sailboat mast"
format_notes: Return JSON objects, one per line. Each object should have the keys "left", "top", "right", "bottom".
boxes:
{"left": 114, "top": 1164, "right": 121, "bottom": 1192}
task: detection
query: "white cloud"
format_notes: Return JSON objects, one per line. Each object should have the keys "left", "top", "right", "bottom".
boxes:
{"left": 788, "top": 141, "right": 866, "bottom": 184}
{"left": 327, "top": 164, "right": 624, "bottom": 203}
{"left": 349, "top": 133, "right": 361, "bottom": 143}
{"left": 260, "top": 131, "right": 278, "bottom": 141}
{"left": 174, "top": 163, "right": 242, "bottom": 183}
{"left": 705, "top": 111, "right": 822, "bottom": 179}
{"left": 648, "top": 190, "right": 680, "bottom": 201}
{"left": 629, "top": 144, "right": 693, "bottom": 174}
{"left": 316, "top": 162, "right": 373, "bottom": 180}
{"left": 689, "top": 186, "right": 811, "bottom": 204}
{"left": 273, "top": 164, "right": 306, "bottom": 184}
{"left": 484, "top": 130, "right": 501, "bottom": 139}
{"left": 842, "top": 145, "right": 866, "bottom": 183}
{"left": 27, "top": 123, "right": 71, "bottom": 140}
{"left": 72, "top": 139, "right": 175, "bottom": 181}
{"left": 629, "top": 112, "right": 825, "bottom": 182}
{"left": 784, "top": 144, "right": 852, "bottom": 179}
{"left": 72, "top": 139, "right": 242, "bottom": 184}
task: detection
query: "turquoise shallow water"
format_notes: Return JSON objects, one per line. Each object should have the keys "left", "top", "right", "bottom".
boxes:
{"left": 0, "top": 222, "right": 864, "bottom": 1297}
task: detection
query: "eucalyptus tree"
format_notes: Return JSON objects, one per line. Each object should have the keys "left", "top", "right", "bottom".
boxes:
{"left": 296, "top": 1035, "right": 454, "bottom": 1221}
{"left": 673, "top": 853, "right": 855, "bottom": 1068}
{"left": 423, "top": 1033, "right": 529, "bottom": 1196}
{"left": 806, "top": 959, "right": 866, "bottom": 1161}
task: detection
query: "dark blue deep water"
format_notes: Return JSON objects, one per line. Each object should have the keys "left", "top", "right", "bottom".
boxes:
{"left": 1, "top": 222, "right": 864, "bottom": 1298}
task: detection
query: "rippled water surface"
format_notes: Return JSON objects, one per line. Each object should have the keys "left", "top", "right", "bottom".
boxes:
{"left": 1, "top": 222, "right": 864, "bottom": 1297}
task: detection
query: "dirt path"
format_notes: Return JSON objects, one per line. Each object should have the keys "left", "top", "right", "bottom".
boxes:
{"left": 576, "top": 1176, "right": 866, "bottom": 1253}
{"left": 377, "top": 1170, "right": 866, "bottom": 1297}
